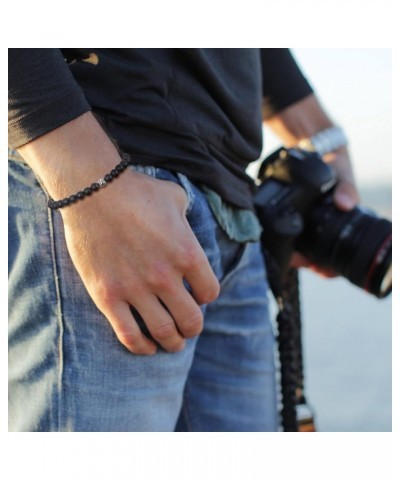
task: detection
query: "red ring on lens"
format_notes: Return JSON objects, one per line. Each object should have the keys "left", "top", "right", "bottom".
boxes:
{"left": 364, "top": 233, "right": 392, "bottom": 293}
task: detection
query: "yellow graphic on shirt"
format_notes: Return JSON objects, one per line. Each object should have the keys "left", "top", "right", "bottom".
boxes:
{"left": 81, "top": 53, "right": 99, "bottom": 65}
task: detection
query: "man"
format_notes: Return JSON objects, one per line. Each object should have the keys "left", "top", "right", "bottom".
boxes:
{"left": 8, "top": 49, "right": 358, "bottom": 431}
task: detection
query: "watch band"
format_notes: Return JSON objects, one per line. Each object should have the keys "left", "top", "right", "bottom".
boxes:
{"left": 298, "top": 126, "right": 348, "bottom": 156}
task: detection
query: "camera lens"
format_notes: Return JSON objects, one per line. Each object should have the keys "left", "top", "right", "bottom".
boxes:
{"left": 297, "top": 195, "right": 392, "bottom": 298}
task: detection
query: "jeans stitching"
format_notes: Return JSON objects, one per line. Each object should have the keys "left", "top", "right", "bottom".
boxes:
{"left": 14, "top": 159, "right": 66, "bottom": 430}
{"left": 44, "top": 190, "right": 65, "bottom": 431}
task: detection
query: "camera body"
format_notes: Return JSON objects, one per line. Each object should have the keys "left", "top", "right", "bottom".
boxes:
{"left": 254, "top": 147, "right": 392, "bottom": 298}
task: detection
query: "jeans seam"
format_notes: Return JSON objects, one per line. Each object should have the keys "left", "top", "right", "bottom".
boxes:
{"left": 179, "top": 394, "right": 195, "bottom": 432}
{"left": 20, "top": 161, "right": 66, "bottom": 430}
{"left": 219, "top": 242, "right": 249, "bottom": 289}
{"left": 46, "top": 202, "right": 65, "bottom": 431}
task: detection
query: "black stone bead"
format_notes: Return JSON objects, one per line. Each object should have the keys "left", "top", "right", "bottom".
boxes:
{"left": 47, "top": 157, "right": 132, "bottom": 210}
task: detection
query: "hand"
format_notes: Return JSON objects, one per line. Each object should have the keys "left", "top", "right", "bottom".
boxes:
{"left": 61, "top": 169, "right": 220, "bottom": 355}
{"left": 18, "top": 112, "right": 220, "bottom": 356}
{"left": 289, "top": 146, "right": 360, "bottom": 277}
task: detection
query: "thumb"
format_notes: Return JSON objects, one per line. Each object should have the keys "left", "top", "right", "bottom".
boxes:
{"left": 323, "top": 147, "right": 360, "bottom": 212}
{"left": 333, "top": 181, "right": 359, "bottom": 211}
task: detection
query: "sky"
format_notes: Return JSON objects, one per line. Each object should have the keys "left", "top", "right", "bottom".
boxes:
{"left": 261, "top": 48, "right": 392, "bottom": 188}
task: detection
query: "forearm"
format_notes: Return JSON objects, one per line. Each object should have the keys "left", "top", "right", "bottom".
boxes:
{"left": 17, "top": 111, "right": 122, "bottom": 206}
{"left": 264, "top": 93, "right": 334, "bottom": 146}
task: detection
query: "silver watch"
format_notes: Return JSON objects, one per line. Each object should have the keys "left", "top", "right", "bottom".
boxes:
{"left": 298, "top": 126, "right": 348, "bottom": 156}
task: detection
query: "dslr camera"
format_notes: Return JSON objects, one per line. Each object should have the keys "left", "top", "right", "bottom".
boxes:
{"left": 254, "top": 147, "right": 392, "bottom": 298}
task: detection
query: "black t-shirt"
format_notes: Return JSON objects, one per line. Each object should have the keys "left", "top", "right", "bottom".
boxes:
{"left": 8, "top": 48, "right": 313, "bottom": 209}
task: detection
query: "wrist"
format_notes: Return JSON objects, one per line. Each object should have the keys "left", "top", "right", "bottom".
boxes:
{"left": 265, "top": 94, "right": 335, "bottom": 146}
{"left": 17, "top": 112, "right": 122, "bottom": 201}
{"left": 47, "top": 154, "right": 132, "bottom": 210}
{"left": 298, "top": 126, "right": 348, "bottom": 156}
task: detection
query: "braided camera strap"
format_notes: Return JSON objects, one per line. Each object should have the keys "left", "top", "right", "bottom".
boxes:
{"left": 277, "top": 269, "right": 301, "bottom": 431}
{"left": 279, "top": 269, "right": 317, "bottom": 432}
{"left": 262, "top": 249, "right": 316, "bottom": 431}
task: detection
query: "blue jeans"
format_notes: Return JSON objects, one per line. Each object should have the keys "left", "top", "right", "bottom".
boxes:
{"left": 8, "top": 155, "right": 278, "bottom": 431}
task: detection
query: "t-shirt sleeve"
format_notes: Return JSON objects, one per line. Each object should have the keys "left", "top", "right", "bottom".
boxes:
{"left": 260, "top": 48, "right": 314, "bottom": 119}
{"left": 8, "top": 48, "right": 91, "bottom": 148}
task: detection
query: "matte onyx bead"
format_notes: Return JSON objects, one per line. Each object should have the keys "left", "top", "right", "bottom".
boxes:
{"left": 47, "top": 155, "right": 131, "bottom": 210}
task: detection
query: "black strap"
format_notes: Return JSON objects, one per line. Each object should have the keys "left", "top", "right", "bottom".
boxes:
{"left": 261, "top": 248, "right": 316, "bottom": 431}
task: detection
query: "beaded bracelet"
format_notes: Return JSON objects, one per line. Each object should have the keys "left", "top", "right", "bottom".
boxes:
{"left": 47, "top": 154, "right": 131, "bottom": 210}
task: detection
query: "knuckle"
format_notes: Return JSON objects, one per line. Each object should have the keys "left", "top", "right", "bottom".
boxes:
{"left": 179, "top": 242, "right": 203, "bottom": 270}
{"left": 93, "top": 279, "right": 122, "bottom": 308}
{"left": 146, "top": 262, "right": 174, "bottom": 292}
{"left": 152, "top": 322, "right": 177, "bottom": 341}
{"left": 180, "top": 312, "right": 203, "bottom": 337}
